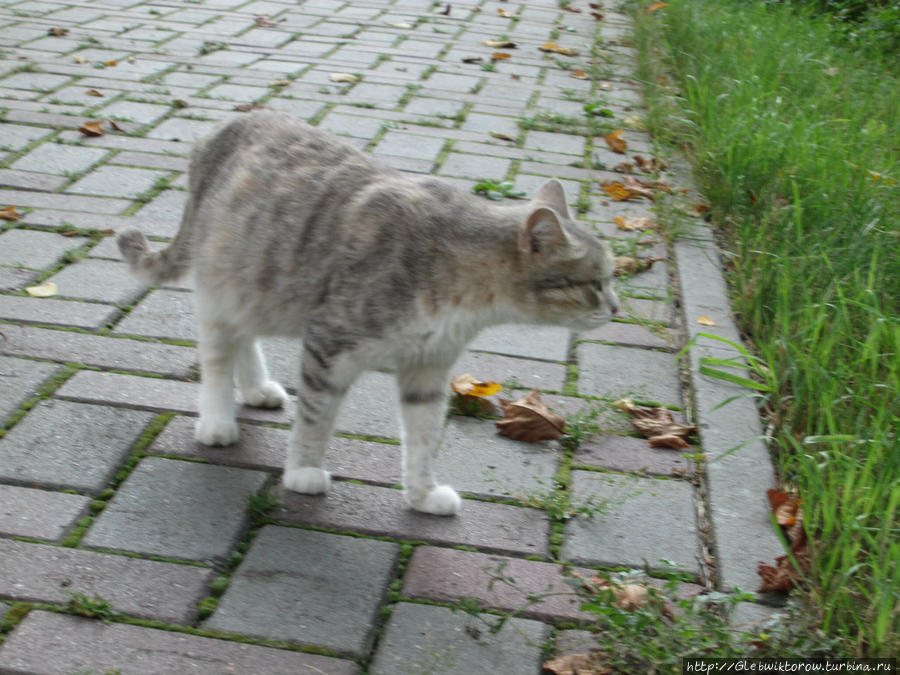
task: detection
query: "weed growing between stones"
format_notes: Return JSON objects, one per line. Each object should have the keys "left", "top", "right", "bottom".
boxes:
{"left": 65, "top": 592, "right": 122, "bottom": 622}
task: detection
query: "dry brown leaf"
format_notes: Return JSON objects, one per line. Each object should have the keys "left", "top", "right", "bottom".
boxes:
{"left": 613, "top": 398, "right": 696, "bottom": 447}
{"left": 78, "top": 120, "right": 106, "bottom": 137}
{"left": 644, "top": 1, "right": 669, "bottom": 13}
{"left": 696, "top": 315, "right": 717, "bottom": 326}
{"left": 542, "top": 653, "right": 609, "bottom": 675}
{"left": 104, "top": 60, "right": 117, "bottom": 67}
{"left": 328, "top": 72, "right": 359, "bottom": 83}
{"left": 570, "top": 69, "right": 590, "bottom": 80}
{"left": 48, "top": 27, "right": 69, "bottom": 37}
{"left": 591, "top": 11, "right": 605, "bottom": 20}
{"left": 758, "top": 488, "right": 809, "bottom": 592}
{"left": 234, "top": 102, "right": 270, "bottom": 112}
{"left": 482, "top": 39, "right": 516, "bottom": 49}
{"left": 255, "top": 15, "right": 278, "bottom": 27}
{"left": 490, "top": 131, "right": 516, "bottom": 142}
{"left": 633, "top": 155, "right": 668, "bottom": 173}
{"left": 439, "top": 3, "right": 451, "bottom": 16}
{"left": 678, "top": 201, "right": 711, "bottom": 218}
{"left": 84, "top": 89, "right": 104, "bottom": 97}
{"left": 614, "top": 216, "right": 656, "bottom": 231}
{"left": 491, "top": 51, "right": 512, "bottom": 61}
{"left": 612, "top": 161, "right": 635, "bottom": 173}
{"left": 270, "top": 79, "right": 291, "bottom": 87}
{"left": 495, "top": 388, "right": 565, "bottom": 442}
{"left": 0, "top": 205, "right": 21, "bottom": 221}
{"left": 108, "top": 119, "right": 124, "bottom": 132}
{"left": 25, "top": 281, "right": 58, "bottom": 298}
{"left": 561, "top": 4, "right": 582, "bottom": 12}
{"left": 451, "top": 374, "right": 502, "bottom": 397}
{"left": 497, "top": 8, "right": 517, "bottom": 18}
{"left": 539, "top": 42, "right": 579, "bottom": 56}
{"left": 462, "top": 56, "right": 483, "bottom": 64}
{"left": 604, "top": 129, "right": 627, "bottom": 154}
{"left": 613, "top": 256, "right": 665, "bottom": 276}
{"left": 600, "top": 181, "right": 638, "bottom": 202}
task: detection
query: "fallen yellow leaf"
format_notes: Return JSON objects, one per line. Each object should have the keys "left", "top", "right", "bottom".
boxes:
{"left": 84, "top": 89, "right": 104, "bottom": 97}
{"left": 78, "top": 120, "right": 106, "bottom": 137}
{"left": 25, "top": 281, "right": 58, "bottom": 298}
{"left": 328, "top": 72, "right": 360, "bottom": 83}
{"left": 0, "top": 205, "right": 21, "bottom": 221}
{"left": 614, "top": 215, "right": 656, "bottom": 231}
{"left": 450, "top": 374, "right": 502, "bottom": 397}
{"left": 539, "top": 42, "right": 579, "bottom": 56}
{"left": 696, "top": 315, "right": 717, "bottom": 326}
{"left": 497, "top": 8, "right": 517, "bottom": 18}
{"left": 491, "top": 52, "right": 511, "bottom": 61}
{"left": 570, "top": 69, "right": 590, "bottom": 80}
{"left": 604, "top": 129, "right": 627, "bottom": 154}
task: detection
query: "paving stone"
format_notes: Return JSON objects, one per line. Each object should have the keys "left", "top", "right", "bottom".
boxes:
{"left": 459, "top": 111, "right": 521, "bottom": 136}
{"left": 562, "top": 471, "right": 700, "bottom": 574}
{"left": 82, "top": 456, "right": 269, "bottom": 562}
{"left": 147, "top": 117, "right": 221, "bottom": 142}
{"left": 438, "top": 151, "right": 511, "bottom": 180}
{"left": 0, "top": 611, "right": 358, "bottom": 674}
{"left": 524, "top": 130, "right": 586, "bottom": 156}
{"left": 0, "top": 122, "right": 53, "bottom": 152}
{"left": 95, "top": 99, "right": 171, "bottom": 124}
{"left": 0, "top": 485, "right": 90, "bottom": 541}
{"left": 66, "top": 165, "right": 169, "bottom": 199}
{"left": 0, "top": 228, "right": 87, "bottom": 269}
{"left": 403, "top": 96, "right": 465, "bottom": 118}
{"left": 0, "top": 355, "right": 59, "bottom": 423}
{"left": 161, "top": 70, "right": 223, "bottom": 88}
{"left": 205, "top": 82, "right": 269, "bottom": 102}
{"left": 335, "top": 370, "right": 401, "bottom": 438}
{"left": 206, "top": 526, "right": 398, "bottom": 656}
{"left": 0, "top": 294, "right": 120, "bottom": 329}
{"left": 454, "top": 351, "right": 568, "bottom": 391}
{"left": 0, "top": 265, "right": 38, "bottom": 291}
{"left": 574, "top": 434, "right": 692, "bottom": 477}
{"left": 132, "top": 187, "right": 188, "bottom": 222}
{"left": 437, "top": 417, "right": 559, "bottom": 499}
{"left": 373, "top": 129, "right": 445, "bottom": 161}
{"left": 10, "top": 142, "right": 107, "bottom": 175}
{"left": 579, "top": 320, "right": 677, "bottom": 350}
{"left": 0, "top": 400, "right": 154, "bottom": 492}
{"left": 276, "top": 481, "right": 550, "bottom": 557}
{"left": 0, "top": 325, "right": 196, "bottom": 378}
{"left": 44, "top": 258, "right": 146, "bottom": 305}
{"left": 576, "top": 342, "right": 683, "bottom": 405}
{"left": 318, "top": 110, "right": 386, "bottom": 140}
{"left": 149, "top": 415, "right": 402, "bottom": 484}
{"left": 1, "top": 186, "right": 131, "bottom": 214}
{"left": 469, "top": 323, "right": 571, "bottom": 362}
{"left": 114, "top": 288, "right": 196, "bottom": 341}
{"left": 0, "top": 167, "right": 68, "bottom": 191}
{"left": 370, "top": 602, "right": 548, "bottom": 675}
{"left": 0, "top": 539, "right": 212, "bottom": 624}
{"left": 730, "top": 602, "right": 781, "bottom": 633}
{"left": 345, "top": 82, "right": 408, "bottom": 107}
{"left": 0, "top": 72, "right": 71, "bottom": 92}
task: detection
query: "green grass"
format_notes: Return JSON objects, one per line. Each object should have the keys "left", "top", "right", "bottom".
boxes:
{"left": 631, "top": 0, "right": 898, "bottom": 656}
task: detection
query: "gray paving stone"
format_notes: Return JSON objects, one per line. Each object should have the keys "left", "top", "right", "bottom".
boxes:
{"left": 0, "top": 72, "right": 71, "bottom": 92}
{"left": 468, "top": 323, "right": 571, "bottom": 362}
{"left": 370, "top": 602, "right": 548, "bottom": 675}
{"left": 205, "top": 82, "right": 269, "bottom": 102}
{"left": 0, "top": 228, "right": 87, "bottom": 270}
{"left": 66, "top": 165, "right": 169, "bottom": 199}
{"left": 96, "top": 99, "right": 171, "bottom": 124}
{"left": 0, "top": 122, "right": 53, "bottom": 151}
{"left": 0, "top": 539, "right": 212, "bottom": 624}
{"left": 147, "top": 117, "right": 220, "bottom": 142}
{"left": 562, "top": 471, "right": 700, "bottom": 574}
{"left": 0, "top": 187, "right": 131, "bottom": 214}
{"left": 114, "top": 288, "right": 196, "bottom": 341}
{"left": 0, "top": 611, "right": 358, "bottom": 674}
{"left": 0, "top": 485, "right": 90, "bottom": 541}
{"left": 83, "top": 456, "right": 269, "bottom": 562}
{"left": 0, "top": 265, "right": 38, "bottom": 291}
{"left": 132, "top": 187, "right": 188, "bottom": 222}
{"left": 437, "top": 417, "right": 559, "bottom": 499}
{"left": 10, "top": 142, "right": 107, "bottom": 176}
{"left": 0, "top": 355, "right": 59, "bottom": 423}
{"left": 422, "top": 71, "right": 481, "bottom": 93}
{"left": 337, "top": 370, "right": 400, "bottom": 439}
{"left": 439, "top": 151, "right": 511, "bottom": 180}
{"left": 373, "top": 129, "right": 445, "bottom": 161}
{"left": 0, "top": 400, "right": 154, "bottom": 492}
{"left": 730, "top": 602, "right": 781, "bottom": 633}
{"left": 576, "top": 342, "right": 682, "bottom": 405}
{"left": 574, "top": 434, "right": 692, "bottom": 477}
{"left": 206, "top": 526, "right": 398, "bottom": 656}
{"left": 0, "top": 325, "right": 196, "bottom": 378}
{"left": 0, "top": 294, "right": 120, "bottom": 329}
{"left": 403, "top": 96, "right": 465, "bottom": 119}
{"left": 149, "top": 415, "right": 402, "bottom": 484}
{"left": 318, "top": 110, "right": 386, "bottom": 140}
{"left": 0, "top": 167, "right": 68, "bottom": 191}
{"left": 579, "top": 320, "right": 677, "bottom": 350}
{"left": 454, "top": 351, "right": 568, "bottom": 391}
{"left": 524, "top": 130, "right": 586, "bottom": 156}
{"left": 44, "top": 258, "right": 146, "bottom": 305}
{"left": 277, "top": 481, "right": 550, "bottom": 557}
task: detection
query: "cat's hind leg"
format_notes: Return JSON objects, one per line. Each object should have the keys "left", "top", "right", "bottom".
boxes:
{"left": 235, "top": 339, "right": 287, "bottom": 409}
{"left": 282, "top": 340, "right": 360, "bottom": 495}
{"left": 195, "top": 320, "right": 241, "bottom": 446}
{"left": 397, "top": 365, "right": 461, "bottom": 516}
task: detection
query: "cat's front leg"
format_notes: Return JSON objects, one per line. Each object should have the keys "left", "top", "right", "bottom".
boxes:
{"left": 282, "top": 342, "right": 359, "bottom": 495}
{"left": 398, "top": 366, "right": 461, "bottom": 516}
{"left": 195, "top": 322, "right": 240, "bottom": 446}
{"left": 235, "top": 338, "right": 287, "bottom": 409}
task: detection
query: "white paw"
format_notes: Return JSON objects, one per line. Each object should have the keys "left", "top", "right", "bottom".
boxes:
{"left": 243, "top": 380, "right": 287, "bottom": 409}
{"left": 408, "top": 485, "right": 461, "bottom": 516}
{"left": 283, "top": 467, "right": 331, "bottom": 494}
{"left": 194, "top": 418, "right": 239, "bottom": 446}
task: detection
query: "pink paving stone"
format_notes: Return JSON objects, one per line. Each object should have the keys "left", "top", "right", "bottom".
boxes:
{"left": 0, "top": 539, "right": 213, "bottom": 624}
{"left": 149, "top": 415, "right": 402, "bottom": 485}
{"left": 276, "top": 481, "right": 550, "bottom": 557}
{"left": 0, "top": 611, "right": 358, "bottom": 675}
{"left": 574, "top": 434, "right": 692, "bottom": 477}
{"left": 0, "top": 485, "right": 90, "bottom": 541}
{"left": 402, "top": 547, "right": 705, "bottom": 623}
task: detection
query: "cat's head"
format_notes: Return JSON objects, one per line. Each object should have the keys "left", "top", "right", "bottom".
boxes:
{"left": 513, "top": 179, "right": 619, "bottom": 331}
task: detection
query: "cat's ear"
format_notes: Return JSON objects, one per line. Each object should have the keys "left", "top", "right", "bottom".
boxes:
{"left": 519, "top": 206, "right": 571, "bottom": 257}
{"left": 532, "top": 179, "right": 572, "bottom": 220}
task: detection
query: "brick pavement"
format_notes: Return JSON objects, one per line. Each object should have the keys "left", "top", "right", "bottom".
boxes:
{"left": 0, "top": 0, "right": 782, "bottom": 672}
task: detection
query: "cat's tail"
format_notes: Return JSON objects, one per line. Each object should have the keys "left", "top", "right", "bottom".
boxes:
{"left": 117, "top": 223, "right": 192, "bottom": 285}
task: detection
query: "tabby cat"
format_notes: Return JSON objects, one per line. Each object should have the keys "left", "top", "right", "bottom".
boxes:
{"left": 118, "top": 111, "right": 619, "bottom": 515}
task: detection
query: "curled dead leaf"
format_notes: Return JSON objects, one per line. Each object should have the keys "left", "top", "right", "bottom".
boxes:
{"left": 0, "top": 205, "right": 22, "bottom": 221}
{"left": 491, "top": 51, "right": 512, "bottom": 61}
{"left": 539, "top": 42, "right": 579, "bottom": 56}
{"left": 614, "top": 216, "right": 656, "bottom": 232}
{"left": 495, "top": 388, "right": 565, "bottom": 443}
{"left": 696, "top": 315, "right": 716, "bottom": 326}
{"left": 104, "top": 60, "right": 118, "bottom": 67}
{"left": 482, "top": 39, "right": 516, "bottom": 49}
{"left": 78, "top": 120, "right": 106, "bottom": 137}
{"left": 462, "top": 56, "right": 483, "bottom": 64}
{"left": 48, "top": 27, "right": 69, "bottom": 36}
{"left": 490, "top": 131, "right": 516, "bottom": 142}
{"left": 255, "top": 16, "right": 278, "bottom": 27}
{"left": 570, "top": 69, "right": 589, "bottom": 80}
{"left": 600, "top": 181, "right": 638, "bottom": 202}
{"left": 633, "top": 155, "right": 668, "bottom": 173}
{"left": 84, "top": 89, "right": 104, "bottom": 97}
{"left": 387, "top": 21, "right": 413, "bottom": 28}
{"left": 604, "top": 129, "right": 627, "bottom": 154}
{"left": 108, "top": 119, "right": 124, "bottom": 132}
{"left": 613, "top": 398, "right": 696, "bottom": 447}
{"left": 328, "top": 72, "right": 360, "bottom": 83}
{"left": 450, "top": 374, "right": 502, "bottom": 397}
{"left": 497, "top": 8, "right": 517, "bottom": 18}
{"left": 25, "top": 281, "right": 58, "bottom": 298}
